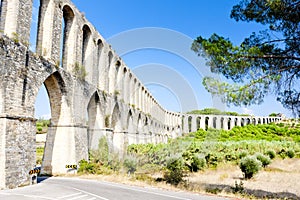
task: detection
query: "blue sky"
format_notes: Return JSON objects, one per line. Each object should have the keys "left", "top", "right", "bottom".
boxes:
{"left": 34, "top": 0, "right": 293, "bottom": 118}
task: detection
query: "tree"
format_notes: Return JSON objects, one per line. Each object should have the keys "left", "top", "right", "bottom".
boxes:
{"left": 192, "top": 0, "right": 300, "bottom": 117}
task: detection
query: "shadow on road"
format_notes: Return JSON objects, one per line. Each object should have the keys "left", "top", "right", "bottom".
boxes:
{"left": 202, "top": 183, "right": 300, "bottom": 200}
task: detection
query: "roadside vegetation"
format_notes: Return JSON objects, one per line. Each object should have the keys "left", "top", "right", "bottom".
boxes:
{"left": 36, "top": 119, "right": 50, "bottom": 134}
{"left": 78, "top": 122, "right": 300, "bottom": 198}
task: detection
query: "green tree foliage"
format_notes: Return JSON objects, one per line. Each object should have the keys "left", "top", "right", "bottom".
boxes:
{"left": 240, "top": 156, "right": 262, "bottom": 179}
{"left": 192, "top": 0, "right": 300, "bottom": 116}
{"left": 187, "top": 108, "right": 242, "bottom": 116}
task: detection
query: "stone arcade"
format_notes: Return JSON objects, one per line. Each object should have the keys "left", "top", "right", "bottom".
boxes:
{"left": 0, "top": 0, "right": 280, "bottom": 189}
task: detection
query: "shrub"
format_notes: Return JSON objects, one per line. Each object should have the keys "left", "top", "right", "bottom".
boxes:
{"left": 287, "top": 149, "right": 295, "bottom": 158}
{"left": 164, "top": 156, "right": 184, "bottom": 185}
{"left": 238, "top": 150, "right": 248, "bottom": 159}
{"left": 123, "top": 155, "right": 137, "bottom": 174}
{"left": 189, "top": 154, "right": 206, "bottom": 172}
{"left": 240, "top": 156, "right": 262, "bottom": 179}
{"left": 255, "top": 153, "right": 271, "bottom": 167}
{"left": 265, "top": 150, "right": 276, "bottom": 159}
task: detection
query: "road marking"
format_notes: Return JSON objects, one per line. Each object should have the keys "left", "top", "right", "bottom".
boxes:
{"left": 0, "top": 193, "right": 56, "bottom": 200}
{"left": 86, "top": 198, "right": 97, "bottom": 200}
{"left": 99, "top": 181, "right": 192, "bottom": 200}
{"left": 72, "top": 188, "right": 110, "bottom": 200}
{"left": 58, "top": 192, "right": 82, "bottom": 199}
{"left": 68, "top": 194, "right": 88, "bottom": 200}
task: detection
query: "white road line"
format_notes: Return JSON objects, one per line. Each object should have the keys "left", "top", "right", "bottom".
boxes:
{"left": 58, "top": 192, "right": 82, "bottom": 199}
{"left": 86, "top": 198, "right": 97, "bottom": 200}
{"left": 72, "top": 188, "right": 110, "bottom": 200}
{"left": 68, "top": 194, "right": 88, "bottom": 200}
{"left": 0, "top": 193, "right": 56, "bottom": 200}
{"left": 99, "top": 181, "right": 192, "bottom": 200}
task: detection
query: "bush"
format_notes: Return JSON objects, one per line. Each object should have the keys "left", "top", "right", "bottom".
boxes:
{"left": 287, "top": 149, "right": 295, "bottom": 158}
{"left": 255, "top": 153, "right": 271, "bottom": 167}
{"left": 123, "top": 155, "right": 137, "bottom": 174}
{"left": 164, "top": 156, "right": 184, "bottom": 185}
{"left": 240, "top": 156, "right": 262, "bottom": 179}
{"left": 238, "top": 150, "right": 248, "bottom": 159}
{"left": 189, "top": 154, "right": 206, "bottom": 172}
{"left": 265, "top": 150, "right": 276, "bottom": 159}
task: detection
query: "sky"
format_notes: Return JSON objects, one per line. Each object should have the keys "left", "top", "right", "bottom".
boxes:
{"left": 33, "top": 0, "right": 293, "bottom": 119}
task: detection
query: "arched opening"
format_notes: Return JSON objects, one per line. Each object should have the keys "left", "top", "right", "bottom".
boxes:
{"left": 205, "top": 117, "right": 209, "bottom": 130}
{"left": 127, "top": 110, "right": 135, "bottom": 144}
{"left": 97, "top": 39, "right": 103, "bottom": 67}
{"left": 235, "top": 118, "right": 238, "bottom": 126}
{"left": 35, "top": 72, "right": 74, "bottom": 175}
{"left": 196, "top": 117, "right": 201, "bottom": 130}
{"left": 228, "top": 117, "right": 231, "bottom": 130}
{"left": 111, "top": 103, "right": 121, "bottom": 132}
{"left": 252, "top": 118, "right": 256, "bottom": 125}
{"left": 246, "top": 118, "right": 251, "bottom": 125}
{"left": 34, "top": 84, "right": 51, "bottom": 167}
{"left": 29, "top": 0, "right": 40, "bottom": 52}
{"left": 61, "top": 5, "right": 75, "bottom": 69}
{"left": 111, "top": 103, "right": 124, "bottom": 154}
{"left": 263, "top": 118, "right": 266, "bottom": 124}
{"left": 0, "top": 0, "right": 3, "bottom": 21}
{"left": 108, "top": 51, "right": 114, "bottom": 93}
{"left": 87, "top": 92, "right": 104, "bottom": 150}
{"left": 241, "top": 118, "right": 245, "bottom": 127}
{"left": 221, "top": 117, "right": 224, "bottom": 129}
{"left": 213, "top": 117, "right": 217, "bottom": 129}
{"left": 137, "top": 113, "right": 142, "bottom": 143}
{"left": 188, "top": 116, "right": 192, "bottom": 132}
{"left": 82, "top": 24, "right": 91, "bottom": 65}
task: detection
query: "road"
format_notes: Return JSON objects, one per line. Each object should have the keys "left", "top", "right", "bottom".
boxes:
{"left": 0, "top": 177, "right": 230, "bottom": 200}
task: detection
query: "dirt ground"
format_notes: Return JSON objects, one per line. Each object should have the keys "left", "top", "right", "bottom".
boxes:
{"left": 73, "top": 158, "right": 300, "bottom": 200}
{"left": 187, "top": 158, "right": 300, "bottom": 199}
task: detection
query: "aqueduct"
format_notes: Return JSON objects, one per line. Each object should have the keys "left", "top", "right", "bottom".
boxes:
{"left": 0, "top": 0, "right": 280, "bottom": 188}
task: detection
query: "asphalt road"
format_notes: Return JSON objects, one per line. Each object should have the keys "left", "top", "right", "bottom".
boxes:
{"left": 0, "top": 177, "right": 230, "bottom": 200}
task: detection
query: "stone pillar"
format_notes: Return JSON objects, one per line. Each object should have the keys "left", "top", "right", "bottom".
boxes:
{"left": 1, "top": 0, "right": 33, "bottom": 46}
{"left": 0, "top": 116, "right": 36, "bottom": 189}
{"left": 223, "top": 117, "right": 228, "bottom": 130}
{"left": 216, "top": 116, "right": 221, "bottom": 129}
{"left": 183, "top": 115, "right": 189, "bottom": 133}
{"left": 191, "top": 116, "right": 197, "bottom": 132}
{"left": 200, "top": 116, "right": 206, "bottom": 130}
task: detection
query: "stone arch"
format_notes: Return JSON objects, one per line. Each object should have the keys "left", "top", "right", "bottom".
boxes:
{"left": 82, "top": 24, "right": 92, "bottom": 64}
{"left": 188, "top": 116, "right": 192, "bottom": 132}
{"left": 107, "top": 51, "right": 114, "bottom": 93}
{"left": 252, "top": 118, "right": 256, "bottom": 125}
{"left": 241, "top": 118, "right": 245, "bottom": 127}
{"left": 221, "top": 117, "right": 224, "bottom": 129}
{"left": 228, "top": 117, "right": 232, "bottom": 130}
{"left": 234, "top": 118, "right": 238, "bottom": 126}
{"left": 37, "top": 71, "right": 78, "bottom": 175}
{"left": 61, "top": 5, "right": 75, "bottom": 69}
{"left": 87, "top": 91, "right": 105, "bottom": 150}
{"left": 196, "top": 116, "right": 201, "bottom": 130}
{"left": 213, "top": 117, "right": 217, "bottom": 129}
{"left": 42, "top": 71, "right": 67, "bottom": 125}
{"left": 115, "top": 60, "right": 122, "bottom": 96}
{"left": 96, "top": 39, "right": 103, "bottom": 67}
{"left": 205, "top": 116, "right": 209, "bottom": 130}
{"left": 111, "top": 103, "right": 122, "bottom": 132}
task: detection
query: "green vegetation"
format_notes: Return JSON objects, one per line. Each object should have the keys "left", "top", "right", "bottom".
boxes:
{"left": 240, "top": 156, "right": 262, "bottom": 179}
{"left": 36, "top": 119, "right": 50, "bottom": 134}
{"left": 192, "top": 0, "right": 300, "bottom": 116}
{"left": 78, "top": 123, "right": 300, "bottom": 189}
{"left": 73, "top": 62, "right": 88, "bottom": 81}
{"left": 36, "top": 146, "right": 44, "bottom": 165}
{"left": 186, "top": 108, "right": 248, "bottom": 116}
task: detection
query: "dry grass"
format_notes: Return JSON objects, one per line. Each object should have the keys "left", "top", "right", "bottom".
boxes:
{"left": 59, "top": 158, "right": 300, "bottom": 199}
